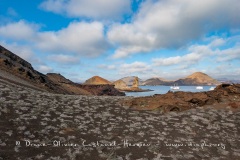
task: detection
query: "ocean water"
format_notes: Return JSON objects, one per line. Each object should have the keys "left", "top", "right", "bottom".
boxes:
{"left": 125, "top": 85, "right": 216, "bottom": 97}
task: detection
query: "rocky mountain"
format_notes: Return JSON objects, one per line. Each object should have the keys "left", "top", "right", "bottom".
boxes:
{"left": 113, "top": 79, "right": 129, "bottom": 90}
{"left": 142, "top": 77, "right": 173, "bottom": 85}
{"left": 174, "top": 72, "right": 220, "bottom": 86}
{"left": 79, "top": 84, "right": 125, "bottom": 96}
{"left": 119, "top": 76, "right": 144, "bottom": 86}
{"left": 0, "top": 45, "right": 67, "bottom": 93}
{"left": 46, "top": 73, "right": 91, "bottom": 95}
{"left": 217, "top": 78, "right": 240, "bottom": 84}
{"left": 0, "top": 45, "right": 125, "bottom": 96}
{"left": 132, "top": 77, "right": 139, "bottom": 88}
{"left": 46, "top": 73, "right": 125, "bottom": 96}
{"left": 47, "top": 73, "right": 72, "bottom": 84}
{"left": 116, "top": 76, "right": 152, "bottom": 92}
{"left": 84, "top": 76, "right": 111, "bottom": 85}
{"left": 141, "top": 72, "right": 220, "bottom": 86}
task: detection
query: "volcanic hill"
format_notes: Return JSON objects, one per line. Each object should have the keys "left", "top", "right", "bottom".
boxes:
{"left": 84, "top": 76, "right": 111, "bottom": 85}
{"left": 175, "top": 72, "right": 220, "bottom": 86}
{"left": 112, "top": 79, "right": 129, "bottom": 90}
{"left": 142, "top": 72, "right": 220, "bottom": 86}
{"left": 119, "top": 76, "right": 144, "bottom": 86}
{"left": 142, "top": 77, "right": 173, "bottom": 85}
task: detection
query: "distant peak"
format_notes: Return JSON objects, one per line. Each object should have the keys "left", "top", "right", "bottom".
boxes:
{"left": 84, "top": 75, "right": 111, "bottom": 85}
{"left": 187, "top": 72, "right": 208, "bottom": 78}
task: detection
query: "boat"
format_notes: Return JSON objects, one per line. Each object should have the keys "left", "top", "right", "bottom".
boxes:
{"left": 196, "top": 86, "right": 203, "bottom": 90}
{"left": 209, "top": 87, "right": 215, "bottom": 91}
{"left": 170, "top": 84, "right": 180, "bottom": 90}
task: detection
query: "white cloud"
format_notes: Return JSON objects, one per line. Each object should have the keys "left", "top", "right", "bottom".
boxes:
{"left": 0, "top": 20, "right": 109, "bottom": 57}
{"left": 217, "top": 47, "right": 240, "bottom": 61}
{"left": 111, "top": 45, "right": 154, "bottom": 59}
{"left": 36, "top": 21, "right": 109, "bottom": 57}
{"left": 153, "top": 36, "right": 240, "bottom": 67}
{"left": 108, "top": 0, "right": 240, "bottom": 58}
{"left": 39, "top": 0, "right": 65, "bottom": 14}
{"left": 207, "top": 65, "right": 240, "bottom": 80}
{"left": 153, "top": 53, "right": 202, "bottom": 66}
{"left": 209, "top": 38, "right": 225, "bottom": 47}
{"left": 98, "top": 64, "right": 116, "bottom": 70}
{"left": 0, "top": 20, "right": 37, "bottom": 40}
{"left": 153, "top": 44, "right": 215, "bottom": 66}
{"left": 40, "top": 0, "right": 131, "bottom": 20}
{"left": 37, "top": 65, "right": 53, "bottom": 73}
{"left": 48, "top": 54, "right": 80, "bottom": 64}
{"left": 119, "top": 61, "right": 152, "bottom": 75}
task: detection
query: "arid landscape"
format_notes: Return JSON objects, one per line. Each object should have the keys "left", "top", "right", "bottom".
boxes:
{"left": 1, "top": 73, "right": 240, "bottom": 160}
{"left": 1, "top": 0, "right": 240, "bottom": 159}
{"left": 1, "top": 45, "right": 240, "bottom": 160}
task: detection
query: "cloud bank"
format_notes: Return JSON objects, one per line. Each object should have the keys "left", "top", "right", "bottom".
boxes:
{"left": 40, "top": 0, "right": 131, "bottom": 20}
{"left": 0, "top": 21, "right": 109, "bottom": 57}
{"left": 108, "top": 0, "right": 240, "bottom": 58}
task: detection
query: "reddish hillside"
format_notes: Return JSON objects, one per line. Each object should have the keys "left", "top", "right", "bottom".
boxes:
{"left": 175, "top": 72, "right": 220, "bottom": 85}
{"left": 84, "top": 76, "right": 111, "bottom": 85}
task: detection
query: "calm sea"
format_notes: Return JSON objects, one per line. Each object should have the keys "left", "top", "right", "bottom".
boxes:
{"left": 125, "top": 85, "right": 216, "bottom": 97}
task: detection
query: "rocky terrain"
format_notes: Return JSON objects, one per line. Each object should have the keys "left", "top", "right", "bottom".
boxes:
{"left": 118, "top": 77, "right": 152, "bottom": 92}
{"left": 0, "top": 45, "right": 63, "bottom": 94}
{"left": 46, "top": 73, "right": 92, "bottom": 95}
{"left": 0, "top": 45, "right": 239, "bottom": 159}
{"left": 119, "top": 76, "right": 144, "bottom": 86}
{"left": 0, "top": 45, "right": 124, "bottom": 96}
{"left": 77, "top": 84, "right": 125, "bottom": 96}
{"left": 46, "top": 73, "right": 125, "bottom": 96}
{"left": 1, "top": 76, "right": 240, "bottom": 160}
{"left": 113, "top": 80, "right": 129, "bottom": 90}
{"left": 122, "top": 84, "right": 240, "bottom": 111}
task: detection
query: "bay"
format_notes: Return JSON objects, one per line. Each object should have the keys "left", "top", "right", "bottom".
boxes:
{"left": 125, "top": 85, "right": 216, "bottom": 97}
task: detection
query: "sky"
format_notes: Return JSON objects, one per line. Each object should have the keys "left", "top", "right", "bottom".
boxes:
{"left": 0, "top": 0, "right": 240, "bottom": 82}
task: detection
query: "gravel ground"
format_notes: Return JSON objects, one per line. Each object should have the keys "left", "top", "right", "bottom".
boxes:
{"left": 0, "top": 78, "right": 239, "bottom": 160}
{"left": 0, "top": 69, "right": 43, "bottom": 91}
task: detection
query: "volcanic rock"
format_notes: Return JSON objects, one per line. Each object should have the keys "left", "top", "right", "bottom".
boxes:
{"left": 0, "top": 45, "right": 66, "bottom": 93}
{"left": 1, "top": 78, "right": 239, "bottom": 159}
{"left": 122, "top": 83, "right": 240, "bottom": 112}
{"left": 119, "top": 76, "right": 144, "bottom": 86}
{"left": 132, "top": 77, "right": 139, "bottom": 88}
{"left": 174, "top": 72, "right": 220, "bottom": 86}
{"left": 84, "top": 76, "right": 111, "bottom": 85}
{"left": 46, "top": 73, "right": 92, "bottom": 95}
{"left": 113, "top": 79, "right": 129, "bottom": 90}
{"left": 78, "top": 84, "right": 125, "bottom": 96}
{"left": 142, "top": 77, "right": 173, "bottom": 85}
{"left": 141, "top": 72, "right": 220, "bottom": 86}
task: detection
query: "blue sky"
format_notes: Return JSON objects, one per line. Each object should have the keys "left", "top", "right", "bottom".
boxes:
{"left": 0, "top": 0, "right": 240, "bottom": 82}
